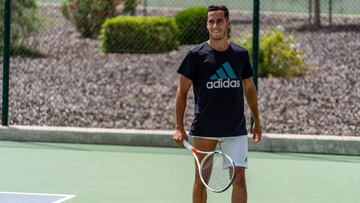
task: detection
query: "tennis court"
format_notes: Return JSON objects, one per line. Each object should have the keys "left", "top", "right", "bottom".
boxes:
{"left": 1, "top": 140, "right": 359, "bottom": 203}
{"left": 146, "top": 0, "right": 360, "bottom": 15}
{"left": 41, "top": 0, "right": 360, "bottom": 15}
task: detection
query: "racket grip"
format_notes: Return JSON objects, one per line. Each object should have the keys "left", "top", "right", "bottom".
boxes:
{"left": 183, "top": 140, "right": 196, "bottom": 152}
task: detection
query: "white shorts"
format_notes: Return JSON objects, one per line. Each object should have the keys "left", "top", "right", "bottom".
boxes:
{"left": 190, "top": 135, "right": 248, "bottom": 168}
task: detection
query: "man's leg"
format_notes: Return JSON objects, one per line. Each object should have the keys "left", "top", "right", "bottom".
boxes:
{"left": 192, "top": 137, "right": 218, "bottom": 203}
{"left": 232, "top": 167, "right": 247, "bottom": 203}
{"left": 217, "top": 136, "right": 248, "bottom": 203}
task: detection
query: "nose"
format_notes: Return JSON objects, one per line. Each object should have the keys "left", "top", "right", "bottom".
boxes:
{"left": 211, "top": 22, "right": 220, "bottom": 29}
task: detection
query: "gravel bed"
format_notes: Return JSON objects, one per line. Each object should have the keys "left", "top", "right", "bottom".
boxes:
{"left": 1, "top": 5, "right": 359, "bottom": 136}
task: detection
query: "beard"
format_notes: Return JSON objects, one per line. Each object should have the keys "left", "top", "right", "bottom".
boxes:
{"left": 210, "top": 34, "right": 223, "bottom": 41}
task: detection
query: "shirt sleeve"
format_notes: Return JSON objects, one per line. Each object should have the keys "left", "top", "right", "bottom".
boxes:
{"left": 241, "top": 50, "right": 254, "bottom": 79}
{"left": 177, "top": 51, "right": 197, "bottom": 81}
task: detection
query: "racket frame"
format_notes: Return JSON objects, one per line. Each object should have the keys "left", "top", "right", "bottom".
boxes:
{"left": 183, "top": 140, "right": 235, "bottom": 193}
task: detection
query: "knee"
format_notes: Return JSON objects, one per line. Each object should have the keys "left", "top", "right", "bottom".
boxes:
{"left": 233, "top": 173, "right": 246, "bottom": 189}
{"left": 194, "top": 179, "right": 206, "bottom": 190}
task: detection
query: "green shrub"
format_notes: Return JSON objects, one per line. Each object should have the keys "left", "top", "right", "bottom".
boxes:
{"left": 0, "top": 0, "right": 46, "bottom": 46}
{"left": 11, "top": 45, "right": 44, "bottom": 57}
{"left": 61, "top": 0, "right": 120, "bottom": 38}
{"left": 99, "top": 16, "right": 179, "bottom": 53}
{"left": 61, "top": 0, "right": 140, "bottom": 38}
{"left": 237, "top": 26, "right": 307, "bottom": 78}
{"left": 0, "top": 44, "right": 44, "bottom": 58}
{"left": 175, "top": 6, "right": 208, "bottom": 45}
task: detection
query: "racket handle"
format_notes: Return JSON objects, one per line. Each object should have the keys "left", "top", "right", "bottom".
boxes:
{"left": 183, "top": 140, "right": 196, "bottom": 152}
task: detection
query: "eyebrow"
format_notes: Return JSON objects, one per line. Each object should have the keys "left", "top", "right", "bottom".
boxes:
{"left": 208, "top": 16, "right": 225, "bottom": 20}
{"left": 207, "top": 18, "right": 225, "bottom": 22}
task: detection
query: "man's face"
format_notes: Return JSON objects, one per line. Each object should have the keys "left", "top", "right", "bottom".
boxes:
{"left": 206, "top": 10, "right": 230, "bottom": 41}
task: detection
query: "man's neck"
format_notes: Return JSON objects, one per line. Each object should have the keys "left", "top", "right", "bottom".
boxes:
{"left": 207, "top": 38, "right": 230, "bottom": 52}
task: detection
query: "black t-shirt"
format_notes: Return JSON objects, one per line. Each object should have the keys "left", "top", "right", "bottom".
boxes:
{"left": 177, "top": 42, "right": 253, "bottom": 137}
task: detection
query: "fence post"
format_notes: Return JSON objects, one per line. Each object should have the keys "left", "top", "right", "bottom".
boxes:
{"left": 309, "top": 0, "right": 313, "bottom": 25}
{"left": 329, "top": 0, "right": 332, "bottom": 27}
{"left": 2, "top": 0, "right": 11, "bottom": 126}
{"left": 252, "top": 0, "right": 260, "bottom": 89}
{"left": 251, "top": 0, "right": 260, "bottom": 130}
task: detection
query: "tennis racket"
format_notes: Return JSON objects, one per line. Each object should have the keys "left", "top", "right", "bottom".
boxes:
{"left": 183, "top": 140, "right": 235, "bottom": 193}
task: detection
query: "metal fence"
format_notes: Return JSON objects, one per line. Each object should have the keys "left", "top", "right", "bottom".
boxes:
{"left": 1, "top": 0, "right": 360, "bottom": 136}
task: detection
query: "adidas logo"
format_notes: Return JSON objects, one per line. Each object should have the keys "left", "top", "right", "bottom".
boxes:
{"left": 206, "top": 62, "right": 241, "bottom": 89}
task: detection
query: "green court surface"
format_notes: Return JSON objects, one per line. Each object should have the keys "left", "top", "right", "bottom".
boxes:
{"left": 1, "top": 141, "right": 359, "bottom": 203}
{"left": 145, "top": 0, "right": 360, "bottom": 15}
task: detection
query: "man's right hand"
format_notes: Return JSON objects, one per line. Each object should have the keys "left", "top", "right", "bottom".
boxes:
{"left": 173, "top": 128, "right": 188, "bottom": 146}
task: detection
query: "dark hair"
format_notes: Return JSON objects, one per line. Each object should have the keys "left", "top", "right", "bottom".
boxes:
{"left": 207, "top": 5, "right": 230, "bottom": 20}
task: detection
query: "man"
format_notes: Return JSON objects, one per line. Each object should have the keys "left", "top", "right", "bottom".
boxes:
{"left": 173, "top": 5, "right": 262, "bottom": 203}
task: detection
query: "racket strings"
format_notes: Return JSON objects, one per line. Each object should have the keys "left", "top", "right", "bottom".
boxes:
{"left": 200, "top": 152, "right": 234, "bottom": 192}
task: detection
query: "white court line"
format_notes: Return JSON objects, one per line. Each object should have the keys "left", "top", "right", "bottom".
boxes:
{"left": 53, "top": 194, "right": 76, "bottom": 203}
{"left": 0, "top": 192, "right": 76, "bottom": 203}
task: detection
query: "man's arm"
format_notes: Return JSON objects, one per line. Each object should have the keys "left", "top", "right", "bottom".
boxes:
{"left": 173, "top": 75, "right": 192, "bottom": 145}
{"left": 243, "top": 78, "right": 262, "bottom": 144}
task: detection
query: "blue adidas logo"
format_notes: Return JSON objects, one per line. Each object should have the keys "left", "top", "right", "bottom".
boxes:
{"left": 209, "top": 62, "right": 237, "bottom": 80}
{"left": 206, "top": 62, "right": 241, "bottom": 89}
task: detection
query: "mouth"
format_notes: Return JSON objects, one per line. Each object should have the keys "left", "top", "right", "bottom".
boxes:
{"left": 212, "top": 30, "right": 221, "bottom": 35}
